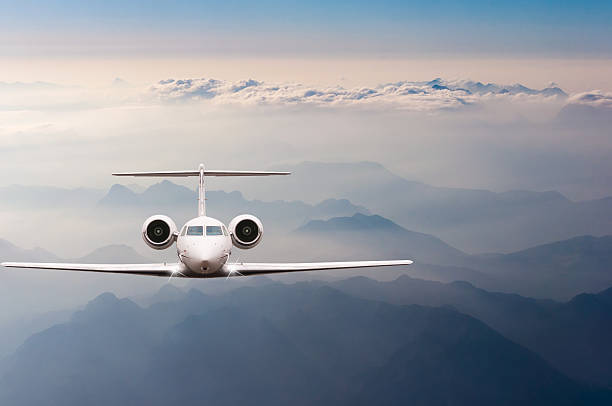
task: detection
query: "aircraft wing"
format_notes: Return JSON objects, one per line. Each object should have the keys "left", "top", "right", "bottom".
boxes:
{"left": 1, "top": 262, "right": 182, "bottom": 277}
{"left": 1, "top": 260, "right": 413, "bottom": 278}
{"left": 222, "top": 260, "right": 413, "bottom": 276}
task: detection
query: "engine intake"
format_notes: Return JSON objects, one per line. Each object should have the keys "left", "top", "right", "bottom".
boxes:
{"left": 142, "top": 215, "right": 178, "bottom": 250}
{"left": 229, "top": 214, "right": 263, "bottom": 249}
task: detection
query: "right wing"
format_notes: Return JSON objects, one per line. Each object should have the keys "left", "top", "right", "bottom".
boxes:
{"left": 222, "top": 260, "right": 413, "bottom": 276}
{"left": 1, "top": 262, "right": 182, "bottom": 277}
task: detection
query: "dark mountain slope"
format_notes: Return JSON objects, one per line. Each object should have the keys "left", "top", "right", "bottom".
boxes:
{"left": 332, "top": 275, "right": 612, "bottom": 387}
{"left": 353, "top": 310, "right": 604, "bottom": 406}
{"left": 1, "top": 284, "right": 607, "bottom": 406}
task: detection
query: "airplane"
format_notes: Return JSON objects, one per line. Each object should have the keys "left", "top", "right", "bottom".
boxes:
{"left": 1, "top": 164, "right": 413, "bottom": 278}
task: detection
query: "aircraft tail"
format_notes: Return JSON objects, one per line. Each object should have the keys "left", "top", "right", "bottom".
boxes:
{"left": 112, "top": 164, "right": 290, "bottom": 216}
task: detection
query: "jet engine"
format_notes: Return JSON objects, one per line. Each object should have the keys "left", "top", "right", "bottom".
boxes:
{"left": 142, "top": 215, "right": 178, "bottom": 250}
{"left": 228, "top": 214, "right": 263, "bottom": 249}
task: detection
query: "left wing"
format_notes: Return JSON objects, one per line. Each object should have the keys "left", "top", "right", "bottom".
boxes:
{"left": 1, "top": 262, "right": 182, "bottom": 277}
{"left": 222, "top": 260, "right": 413, "bottom": 276}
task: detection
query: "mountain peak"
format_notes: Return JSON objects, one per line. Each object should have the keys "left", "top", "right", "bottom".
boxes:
{"left": 87, "top": 292, "right": 119, "bottom": 307}
{"left": 151, "top": 284, "right": 186, "bottom": 304}
{"left": 98, "top": 184, "right": 138, "bottom": 206}
{"left": 298, "top": 213, "right": 404, "bottom": 233}
{"left": 0, "top": 238, "right": 18, "bottom": 251}
{"left": 77, "top": 244, "right": 151, "bottom": 264}
{"left": 72, "top": 292, "right": 142, "bottom": 324}
{"left": 108, "top": 183, "right": 134, "bottom": 194}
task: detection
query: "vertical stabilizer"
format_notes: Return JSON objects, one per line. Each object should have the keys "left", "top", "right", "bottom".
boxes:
{"left": 198, "top": 163, "right": 206, "bottom": 216}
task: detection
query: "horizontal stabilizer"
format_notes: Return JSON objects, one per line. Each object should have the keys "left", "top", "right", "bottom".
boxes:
{"left": 113, "top": 170, "right": 290, "bottom": 177}
{"left": 113, "top": 164, "right": 290, "bottom": 217}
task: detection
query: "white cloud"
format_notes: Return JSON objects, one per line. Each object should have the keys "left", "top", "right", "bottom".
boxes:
{"left": 149, "top": 78, "right": 567, "bottom": 112}
{"left": 566, "top": 90, "right": 612, "bottom": 109}
{"left": 0, "top": 77, "right": 575, "bottom": 114}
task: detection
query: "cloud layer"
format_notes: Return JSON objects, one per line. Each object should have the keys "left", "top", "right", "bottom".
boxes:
{"left": 567, "top": 90, "right": 612, "bottom": 109}
{"left": 149, "top": 78, "right": 567, "bottom": 111}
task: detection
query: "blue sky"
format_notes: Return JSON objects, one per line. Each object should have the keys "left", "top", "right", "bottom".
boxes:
{"left": 1, "top": 0, "right": 611, "bottom": 57}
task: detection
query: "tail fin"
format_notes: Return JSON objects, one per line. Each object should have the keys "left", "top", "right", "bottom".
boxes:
{"left": 113, "top": 164, "right": 290, "bottom": 216}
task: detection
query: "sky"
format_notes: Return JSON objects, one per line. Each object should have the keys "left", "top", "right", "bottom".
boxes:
{"left": 1, "top": 0, "right": 612, "bottom": 88}
{"left": 0, "top": 1, "right": 611, "bottom": 197}
{"left": 1, "top": 1, "right": 612, "bottom": 57}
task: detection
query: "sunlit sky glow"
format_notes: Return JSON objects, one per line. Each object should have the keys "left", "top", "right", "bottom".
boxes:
{"left": 0, "top": 0, "right": 611, "bottom": 200}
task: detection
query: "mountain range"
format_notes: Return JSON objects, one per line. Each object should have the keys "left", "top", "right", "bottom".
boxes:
{"left": 3, "top": 161, "right": 612, "bottom": 254}
{"left": 97, "top": 180, "right": 370, "bottom": 231}
{"left": 331, "top": 275, "right": 612, "bottom": 387}
{"left": 3, "top": 210, "right": 611, "bottom": 301}
{"left": 254, "top": 161, "right": 612, "bottom": 253}
{"left": 0, "top": 283, "right": 609, "bottom": 406}
{"left": 295, "top": 213, "right": 612, "bottom": 300}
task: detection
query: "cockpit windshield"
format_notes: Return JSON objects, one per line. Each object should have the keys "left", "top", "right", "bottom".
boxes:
{"left": 186, "top": 226, "right": 203, "bottom": 236}
{"left": 206, "top": 226, "right": 223, "bottom": 236}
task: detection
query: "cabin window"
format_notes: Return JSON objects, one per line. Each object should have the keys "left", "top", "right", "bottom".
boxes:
{"left": 206, "top": 226, "right": 223, "bottom": 236}
{"left": 186, "top": 226, "right": 203, "bottom": 236}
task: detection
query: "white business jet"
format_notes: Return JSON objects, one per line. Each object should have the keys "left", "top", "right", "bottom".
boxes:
{"left": 2, "top": 164, "right": 412, "bottom": 278}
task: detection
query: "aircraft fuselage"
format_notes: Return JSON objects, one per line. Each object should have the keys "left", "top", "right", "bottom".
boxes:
{"left": 176, "top": 216, "right": 233, "bottom": 275}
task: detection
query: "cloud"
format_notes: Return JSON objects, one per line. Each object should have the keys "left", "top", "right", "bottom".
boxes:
{"left": 566, "top": 90, "right": 612, "bottom": 109}
{"left": 149, "top": 78, "right": 567, "bottom": 112}
{"left": 0, "top": 77, "right": 573, "bottom": 114}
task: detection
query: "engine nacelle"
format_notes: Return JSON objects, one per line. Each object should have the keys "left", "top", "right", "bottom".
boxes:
{"left": 228, "top": 214, "right": 263, "bottom": 249}
{"left": 142, "top": 215, "right": 178, "bottom": 250}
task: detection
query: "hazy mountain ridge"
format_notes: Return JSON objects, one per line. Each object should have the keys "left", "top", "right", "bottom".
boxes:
{"left": 468, "top": 234, "right": 612, "bottom": 298}
{"left": 76, "top": 244, "right": 152, "bottom": 264}
{"left": 256, "top": 161, "right": 612, "bottom": 253}
{"left": 0, "top": 240, "right": 150, "bottom": 264}
{"left": 331, "top": 275, "right": 612, "bottom": 387}
{"left": 296, "top": 213, "right": 612, "bottom": 299}
{"left": 0, "top": 284, "right": 609, "bottom": 406}
{"left": 3, "top": 161, "right": 612, "bottom": 254}
{"left": 97, "top": 179, "right": 370, "bottom": 230}
{"left": 3, "top": 212, "right": 611, "bottom": 300}
{"left": 0, "top": 307, "right": 73, "bottom": 359}
{"left": 296, "top": 213, "right": 467, "bottom": 266}
{"left": 0, "top": 238, "right": 59, "bottom": 262}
